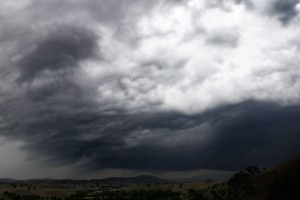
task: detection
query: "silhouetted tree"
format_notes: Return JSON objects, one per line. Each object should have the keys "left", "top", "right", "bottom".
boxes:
{"left": 245, "top": 165, "right": 260, "bottom": 175}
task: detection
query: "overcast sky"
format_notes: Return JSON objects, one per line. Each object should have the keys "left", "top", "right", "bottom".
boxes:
{"left": 0, "top": 0, "right": 300, "bottom": 179}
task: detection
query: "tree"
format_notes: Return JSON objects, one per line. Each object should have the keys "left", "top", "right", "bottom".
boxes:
{"left": 245, "top": 165, "right": 260, "bottom": 175}
{"left": 228, "top": 171, "right": 250, "bottom": 189}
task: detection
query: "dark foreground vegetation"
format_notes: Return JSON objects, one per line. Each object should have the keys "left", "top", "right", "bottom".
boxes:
{"left": 1, "top": 157, "right": 300, "bottom": 200}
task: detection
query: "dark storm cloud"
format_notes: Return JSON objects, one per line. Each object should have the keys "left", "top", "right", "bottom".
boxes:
{"left": 269, "top": 0, "right": 299, "bottom": 24}
{"left": 17, "top": 25, "right": 98, "bottom": 83}
{"left": 203, "top": 101, "right": 300, "bottom": 169}
{"left": 108, "top": 101, "right": 300, "bottom": 171}
{"left": 1, "top": 94, "right": 300, "bottom": 171}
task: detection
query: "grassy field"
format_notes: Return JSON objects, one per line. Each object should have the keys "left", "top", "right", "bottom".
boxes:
{"left": 0, "top": 180, "right": 227, "bottom": 200}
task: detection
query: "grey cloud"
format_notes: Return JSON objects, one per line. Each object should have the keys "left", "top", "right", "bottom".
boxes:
{"left": 1, "top": 95, "right": 300, "bottom": 171}
{"left": 26, "top": 0, "right": 135, "bottom": 25}
{"left": 233, "top": 0, "right": 253, "bottom": 8}
{"left": 269, "top": 0, "right": 299, "bottom": 24}
{"left": 204, "top": 101, "right": 300, "bottom": 169}
{"left": 205, "top": 29, "right": 240, "bottom": 47}
{"left": 24, "top": 0, "right": 183, "bottom": 30}
{"left": 17, "top": 25, "right": 98, "bottom": 83}
{"left": 0, "top": 0, "right": 174, "bottom": 63}
{"left": 0, "top": 0, "right": 300, "bottom": 175}
{"left": 207, "top": 0, "right": 254, "bottom": 10}
{"left": 85, "top": 101, "right": 300, "bottom": 171}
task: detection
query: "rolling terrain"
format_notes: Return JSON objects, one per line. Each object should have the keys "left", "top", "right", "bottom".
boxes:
{"left": 0, "top": 157, "right": 299, "bottom": 200}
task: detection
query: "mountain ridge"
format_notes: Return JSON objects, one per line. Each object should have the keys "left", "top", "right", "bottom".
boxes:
{"left": 0, "top": 175, "right": 168, "bottom": 185}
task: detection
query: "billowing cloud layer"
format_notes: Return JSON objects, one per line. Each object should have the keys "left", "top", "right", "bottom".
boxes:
{"left": 0, "top": 0, "right": 300, "bottom": 173}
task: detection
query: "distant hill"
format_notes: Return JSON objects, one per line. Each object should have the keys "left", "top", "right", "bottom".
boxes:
{"left": 0, "top": 178, "right": 19, "bottom": 183}
{"left": 174, "top": 172, "right": 234, "bottom": 183}
{"left": 99, "top": 175, "right": 167, "bottom": 184}
{"left": 7, "top": 175, "right": 168, "bottom": 185}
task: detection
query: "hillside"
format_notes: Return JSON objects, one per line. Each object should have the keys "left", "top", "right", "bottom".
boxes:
{"left": 246, "top": 157, "right": 300, "bottom": 199}
{"left": 219, "top": 157, "right": 300, "bottom": 200}
{"left": 0, "top": 179, "right": 18, "bottom": 184}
